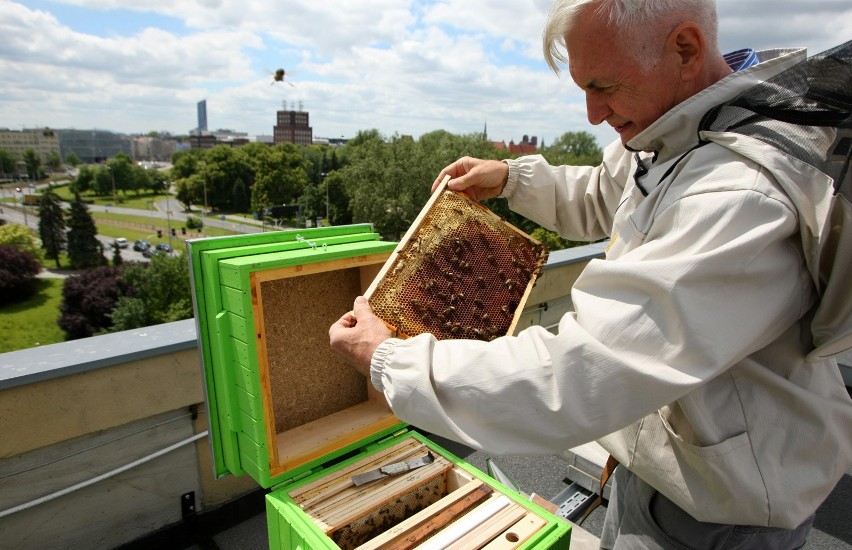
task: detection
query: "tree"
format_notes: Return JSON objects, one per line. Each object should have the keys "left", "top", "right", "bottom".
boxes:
{"left": 93, "top": 165, "right": 114, "bottom": 197}
{"left": 38, "top": 187, "right": 67, "bottom": 268}
{"left": 46, "top": 151, "right": 62, "bottom": 173}
{"left": 251, "top": 143, "right": 309, "bottom": 215}
{"left": 110, "top": 253, "right": 193, "bottom": 331}
{"left": 64, "top": 152, "right": 82, "bottom": 168}
{"left": 111, "top": 241, "right": 123, "bottom": 266}
{"left": 0, "top": 244, "right": 41, "bottom": 305}
{"left": 0, "top": 149, "right": 17, "bottom": 178}
{"left": 231, "top": 177, "right": 250, "bottom": 213}
{"left": 71, "top": 165, "right": 95, "bottom": 194}
{"left": 0, "top": 222, "right": 43, "bottom": 260}
{"left": 340, "top": 129, "right": 499, "bottom": 240}
{"left": 66, "top": 193, "right": 106, "bottom": 269}
{"left": 58, "top": 265, "right": 127, "bottom": 339}
{"left": 540, "top": 131, "right": 603, "bottom": 166}
{"left": 175, "top": 173, "right": 204, "bottom": 210}
{"left": 108, "top": 152, "right": 136, "bottom": 197}
{"left": 23, "top": 149, "right": 41, "bottom": 181}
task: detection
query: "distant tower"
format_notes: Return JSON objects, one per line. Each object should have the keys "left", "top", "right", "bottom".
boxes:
{"left": 483, "top": 121, "right": 487, "bottom": 139}
{"left": 274, "top": 102, "right": 313, "bottom": 147}
{"left": 197, "top": 100, "right": 208, "bottom": 131}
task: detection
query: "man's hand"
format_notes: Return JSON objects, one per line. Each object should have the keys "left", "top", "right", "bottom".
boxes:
{"left": 432, "top": 157, "right": 509, "bottom": 201}
{"left": 329, "top": 296, "right": 393, "bottom": 378}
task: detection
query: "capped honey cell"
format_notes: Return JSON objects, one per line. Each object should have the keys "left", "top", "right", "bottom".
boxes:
{"left": 367, "top": 184, "right": 548, "bottom": 342}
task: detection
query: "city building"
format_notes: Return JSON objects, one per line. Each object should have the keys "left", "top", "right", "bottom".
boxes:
{"left": 197, "top": 99, "right": 208, "bottom": 132}
{"left": 0, "top": 128, "right": 61, "bottom": 172}
{"left": 273, "top": 101, "right": 313, "bottom": 147}
{"left": 189, "top": 129, "right": 250, "bottom": 150}
{"left": 131, "top": 135, "right": 179, "bottom": 162}
{"left": 509, "top": 135, "right": 538, "bottom": 155}
{"left": 57, "top": 129, "right": 132, "bottom": 164}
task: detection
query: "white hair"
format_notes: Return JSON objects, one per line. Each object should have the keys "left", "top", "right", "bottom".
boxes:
{"left": 542, "top": 0, "right": 719, "bottom": 73}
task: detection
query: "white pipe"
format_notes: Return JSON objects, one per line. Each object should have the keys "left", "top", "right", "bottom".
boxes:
{"left": 0, "top": 431, "right": 209, "bottom": 519}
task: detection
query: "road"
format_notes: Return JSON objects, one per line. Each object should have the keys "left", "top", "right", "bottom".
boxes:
{"left": 1, "top": 186, "right": 295, "bottom": 265}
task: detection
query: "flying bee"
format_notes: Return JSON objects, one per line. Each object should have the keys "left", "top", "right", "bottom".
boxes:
{"left": 271, "top": 68, "right": 296, "bottom": 87}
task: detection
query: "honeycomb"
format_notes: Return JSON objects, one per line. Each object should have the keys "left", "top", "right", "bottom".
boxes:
{"left": 367, "top": 187, "right": 548, "bottom": 341}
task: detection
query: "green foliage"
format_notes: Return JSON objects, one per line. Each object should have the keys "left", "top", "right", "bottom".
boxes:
{"left": 64, "top": 151, "right": 82, "bottom": 167}
{"left": 23, "top": 148, "right": 41, "bottom": 180}
{"left": 339, "top": 129, "right": 503, "bottom": 239}
{"left": 110, "top": 252, "right": 193, "bottom": 331}
{"left": 175, "top": 173, "right": 204, "bottom": 210}
{"left": 231, "top": 177, "right": 250, "bottom": 212}
{"left": 186, "top": 215, "right": 203, "bottom": 230}
{"left": 71, "top": 165, "right": 94, "bottom": 194}
{"left": 38, "top": 187, "right": 67, "bottom": 267}
{"left": 66, "top": 194, "right": 106, "bottom": 269}
{"left": 58, "top": 265, "right": 127, "bottom": 339}
{"left": 111, "top": 241, "right": 123, "bottom": 266}
{"left": 46, "top": 151, "right": 62, "bottom": 172}
{"left": 0, "top": 148, "right": 17, "bottom": 176}
{"left": 529, "top": 227, "right": 587, "bottom": 252}
{"left": 0, "top": 244, "right": 41, "bottom": 305}
{"left": 0, "top": 222, "right": 44, "bottom": 260}
{"left": 540, "top": 131, "right": 603, "bottom": 166}
{"left": 250, "top": 143, "right": 310, "bottom": 214}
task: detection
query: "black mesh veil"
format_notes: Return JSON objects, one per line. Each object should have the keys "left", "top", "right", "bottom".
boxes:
{"left": 698, "top": 40, "right": 852, "bottom": 358}
{"left": 700, "top": 40, "right": 852, "bottom": 198}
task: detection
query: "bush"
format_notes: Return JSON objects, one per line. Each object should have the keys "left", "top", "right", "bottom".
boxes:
{"left": 58, "top": 265, "right": 130, "bottom": 339}
{"left": 0, "top": 245, "right": 41, "bottom": 305}
{"left": 0, "top": 223, "right": 44, "bottom": 261}
{"left": 186, "top": 215, "right": 203, "bottom": 230}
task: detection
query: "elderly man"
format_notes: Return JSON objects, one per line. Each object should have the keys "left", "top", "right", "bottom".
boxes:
{"left": 329, "top": 1, "right": 852, "bottom": 548}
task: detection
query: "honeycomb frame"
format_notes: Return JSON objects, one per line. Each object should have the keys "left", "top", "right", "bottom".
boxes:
{"left": 365, "top": 176, "right": 548, "bottom": 341}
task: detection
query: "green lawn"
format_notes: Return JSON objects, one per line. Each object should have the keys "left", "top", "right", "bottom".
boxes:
{"left": 0, "top": 278, "right": 66, "bottom": 353}
{"left": 50, "top": 183, "right": 171, "bottom": 210}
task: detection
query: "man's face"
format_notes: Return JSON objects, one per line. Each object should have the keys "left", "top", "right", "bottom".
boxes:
{"left": 566, "top": 8, "right": 684, "bottom": 145}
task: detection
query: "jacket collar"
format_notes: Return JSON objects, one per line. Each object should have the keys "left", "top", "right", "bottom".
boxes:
{"left": 626, "top": 48, "right": 807, "bottom": 164}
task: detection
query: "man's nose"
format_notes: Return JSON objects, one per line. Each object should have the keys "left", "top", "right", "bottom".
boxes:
{"left": 586, "top": 94, "right": 610, "bottom": 125}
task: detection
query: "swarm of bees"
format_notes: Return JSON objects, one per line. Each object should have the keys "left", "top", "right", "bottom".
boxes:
{"left": 368, "top": 191, "right": 549, "bottom": 342}
{"left": 271, "top": 68, "right": 295, "bottom": 87}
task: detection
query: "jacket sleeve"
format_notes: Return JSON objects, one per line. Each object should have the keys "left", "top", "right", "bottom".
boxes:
{"left": 370, "top": 151, "right": 808, "bottom": 456}
{"left": 502, "top": 139, "right": 632, "bottom": 242}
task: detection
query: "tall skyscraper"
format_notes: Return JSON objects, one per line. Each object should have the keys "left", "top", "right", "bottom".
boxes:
{"left": 197, "top": 100, "right": 208, "bottom": 131}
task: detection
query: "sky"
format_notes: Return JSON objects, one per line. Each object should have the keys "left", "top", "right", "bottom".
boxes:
{"left": 2, "top": 0, "right": 851, "bottom": 149}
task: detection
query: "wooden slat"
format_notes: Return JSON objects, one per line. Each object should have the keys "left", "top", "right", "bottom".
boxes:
{"left": 316, "top": 457, "right": 454, "bottom": 532}
{"left": 297, "top": 444, "right": 434, "bottom": 512}
{"left": 364, "top": 176, "right": 450, "bottom": 300}
{"left": 417, "top": 495, "right": 512, "bottom": 550}
{"left": 355, "top": 480, "right": 492, "bottom": 550}
{"left": 479, "top": 512, "right": 547, "bottom": 550}
{"left": 289, "top": 438, "right": 422, "bottom": 503}
{"left": 443, "top": 502, "right": 527, "bottom": 550}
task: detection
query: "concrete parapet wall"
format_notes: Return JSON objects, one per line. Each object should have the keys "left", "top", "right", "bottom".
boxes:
{"left": 0, "top": 243, "right": 604, "bottom": 548}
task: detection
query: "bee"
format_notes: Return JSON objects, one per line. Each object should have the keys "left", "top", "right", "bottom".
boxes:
{"left": 271, "top": 68, "right": 296, "bottom": 87}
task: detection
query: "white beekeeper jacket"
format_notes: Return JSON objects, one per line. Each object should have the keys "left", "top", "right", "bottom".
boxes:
{"left": 369, "top": 47, "right": 852, "bottom": 528}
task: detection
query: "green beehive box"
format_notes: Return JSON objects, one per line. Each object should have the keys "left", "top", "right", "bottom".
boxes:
{"left": 188, "top": 225, "right": 571, "bottom": 549}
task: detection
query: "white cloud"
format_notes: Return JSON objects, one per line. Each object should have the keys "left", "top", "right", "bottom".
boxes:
{"left": 1, "top": 0, "right": 850, "bottom": 148}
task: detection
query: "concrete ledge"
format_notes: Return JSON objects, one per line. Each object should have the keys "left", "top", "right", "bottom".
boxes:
{"left": 0, "top": 318, "right": 199, "bottom": 391}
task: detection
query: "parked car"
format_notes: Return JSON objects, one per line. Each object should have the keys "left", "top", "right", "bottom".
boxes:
{"left": 115, "top": 237, "right": 129, "bottom": 249}
{"left": 155, "top": 243, "right": 173, "bottom": 254}
{"left": 133, "top": 239, "right": 150, "bottom": 252}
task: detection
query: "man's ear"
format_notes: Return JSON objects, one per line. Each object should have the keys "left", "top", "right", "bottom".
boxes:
{"left": 667, "top": 21, "right": 705, "bottom": 81}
